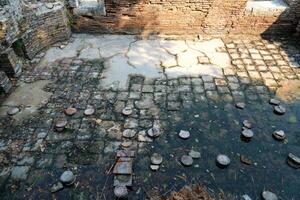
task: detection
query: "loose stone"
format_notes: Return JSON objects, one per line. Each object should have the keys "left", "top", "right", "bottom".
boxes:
{"left": 64, "top": 107, "right": 77, "bottom": 116}
{"left": 84, "top": 107, "right": 95, "bottom": 116}
{"left": 51, "top": 182, "right": 64, "bottom": 193}
{"left": 240, "top": 155, "right": 252, "bottom": 165}
{"left": 241, "top": 129, "right": 254, "bottom": 141}
{"left": 242, "top": 194, "right": 252, "bottom": 200}
{"left": 216, "top": 154, "right": 230, "bottom": 168}
{"left": 235, "top": 102, "right": 245, "bottom": 109}
{"left": 178, "top": 130, "right": 190, "bottom": 139}
{"left": 269, "top": 98, "right": 280, "bottom": 106}
{"left": 122, "top": 129, "right": 136, "bottom": 139}
{"left": 151, "top": 153, "right": 163, "bottom": 165}
{"left": 147, "top": 127, "right": 161, "bottom": 138}
{"left": 45, "top": 3, "right": 54, "bottom": 9}
{"left": 287, "top": 153, "right": 300, "bottom": 169}
{"left": 180, "top": 155, "right": 193, "bottom": 166}
{"left": 262, "top": 191, "right": 278, "bottom": 200}
{"left": 189, "top": 150, "right": 201, "bottom": 159}
{"left": 272, "top": 130, "right": 286, "bottom": 141}
{"left": 7, "top": 107, "right": 20, "bottom": 116}
{"left": 114, "top": 186, "right": 128, "bottom": 198}
{"left": 274, "top": 105, "right": 286, "bottom": 115}
{"left": 55, "top": 120, "right": 67, "bottom": 132}
{"left": 122, "top": 107, "right": 133, "bottom": 116}
{"left": 150, "top": 164, "right": 160, "bottom": 171}
{"left": 242, "top": 120, "right": 252, "bottom": 129}
{"left": 60, "top": 170, "right": 75, "bottom": 185}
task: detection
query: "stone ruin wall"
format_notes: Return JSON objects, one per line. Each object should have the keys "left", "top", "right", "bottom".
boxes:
{"left": 71, "top": 0, "right": 300, "bottom": 36}
{"left": 0, "top": 0, "right": 70, "bottom": 90}
{"left": 0, "top": 1, "right": 70, "bottom": 59}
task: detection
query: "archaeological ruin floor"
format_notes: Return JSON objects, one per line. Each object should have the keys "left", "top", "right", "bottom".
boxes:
{"left": 0, "top": 34, "right": 300, "bottom": 199}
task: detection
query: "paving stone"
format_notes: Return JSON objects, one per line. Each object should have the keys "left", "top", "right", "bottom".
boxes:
{"left": 124, "top": 118, "right": 139, "bottom": 129}
{"left": 181, "top": 155, "right": 193, "bottom": 166}
{"left": 11, "top": 166, "right": 30, "bottom": 180}
{"left": 114, "top": 175, "right": 133, "bottom": 187}
{"left": 122, "top": 129, "right": 137, "bottom": 139}
{"left": 113, "top": 158, "right": 133, "bottom": 175}
{"left": 51, "top": 182, "right": 64, "bottom": 193}
{"left": 216, "top": 154, "right": 230, "bottom": 168}
{"left": 204, "top": 82, "right": 215, "bottom": 90}
{"left": 262, "top": 191, "right": 278, "bottom": 200}
{"left": 114, "top": 186, "right": 128, "bottom": 198}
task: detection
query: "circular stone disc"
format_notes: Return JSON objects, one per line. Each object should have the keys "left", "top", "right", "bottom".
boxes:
{"left": 147, "top": 127, "right": 161, "bottom": 138}
{"left": 242, "top": 129, "right": 254, "bottom": 138}
{"left": 64, "top": 107, "right": 77, "bottom": 116}
{"left": 151, "top": 153, "right": 163, "bottom": 165}
{"left": 178, "top": 130, "right": 190, "bottom": 139}
{"left": 114, "top": 186, "right": 128, "bottom": 198}
{"left": 236, "top": 102, "right": 245, "bottom": 109}
{"left": 189, "top": 150, "right": 201, "bottom": 159}
{"left": 122, "top": 107, "right": 133, "bottom": 116}
{"left": 262, "top": 191, "right": 278, "bottom": 200}
{"left": 216, "top": 154, "right": 230, "bottom": 167}
{"left": 181, "top": 155, "right": 193, "bottom": 166}
{"left": 122, "top": 129, "right": 136, "bottom": 138}
{"left": 150, "top": 164, "right": 160, "bottom": 171}
{"left": 269, "top": 98, "right": 280, "bottom": 106}
{"left": 7, "top": 107, "right": 20, "bottom": 116}
{"left": 84, "top": 108, "right": 95, "bottom": 116}
{"left": 272, "top": 130, "right": 285, "bottom": 141}
{"left": 242, "top": 120, "right": 252, "bottom": 129}
{"left": 274, "top": 105, "right": 286, "bottom": 115}
{"left": 287, "top": 153, "right": 300, "bottom": 168}
{"left": 55, "top": 120, "right": 67, "bottom": 128}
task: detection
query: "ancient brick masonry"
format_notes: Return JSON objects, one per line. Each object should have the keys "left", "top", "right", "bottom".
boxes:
{"left": 72, "top": 0, "right": 300, "bottom": 36}
{"left": 0, "top": 1, "right": 70, "bottom": 92}
{"left": 20, "top": 3, "right": 71, "bottom": 59}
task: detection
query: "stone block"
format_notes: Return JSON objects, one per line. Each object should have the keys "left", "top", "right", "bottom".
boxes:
{"left": 0, "top": 71, "right": 12, "bottom": 93}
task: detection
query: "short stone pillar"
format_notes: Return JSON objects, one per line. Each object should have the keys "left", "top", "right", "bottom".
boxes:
{"left": 0, "top": 48, "right": 22, "bottom": 77}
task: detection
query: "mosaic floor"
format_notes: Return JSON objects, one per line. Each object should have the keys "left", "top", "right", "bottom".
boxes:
{"left": 0, "top": 34, "right": 300, "bottom": 199}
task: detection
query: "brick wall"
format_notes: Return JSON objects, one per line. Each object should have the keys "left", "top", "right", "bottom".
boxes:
{"left": 0, "top": 1, "right": 70, "bottom": 59}
{"left": 72, "top": 0, "right": 299, "bottom": 36}
{"left": 20, "top": 3, "right": 71, "bottom": 59}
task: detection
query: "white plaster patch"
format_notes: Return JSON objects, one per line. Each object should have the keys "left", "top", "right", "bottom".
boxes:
{"left": 99, "top": 35, "right": 136, "bottom": 58}
{"left": 100, "top": 54, "right": 164, "bottom": 90}
{"left": 159, "top": 40, "right": 188, "bottom": 55}
{"left": 177, "top": 49, "right": 204, "bottom": 68}
{"left": 165, "top": 64, "right": 223, "bottom": 79}
{"left": 79, "top": 47, "right": 101, "bottom": 59}
{"left": 0, "top": 80, "right": 52, "bottom": 122}
{"left": 127, "top": 40, "right": 174, "bottom": 69}
{"left": 40, "top": 35, "right": 232, "bottom": 90}
{"left": 187, "top": 38, "right": 231, "bottom": 68}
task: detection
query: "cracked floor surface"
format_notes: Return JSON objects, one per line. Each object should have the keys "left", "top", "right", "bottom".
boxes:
{"left": 0, "top": 34, "right": 300, "bottom": 199}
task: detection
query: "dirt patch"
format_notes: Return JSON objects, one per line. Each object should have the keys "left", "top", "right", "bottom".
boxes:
{"left": 276, "top": 80, "right": 300, "bottom": 102}
{"left": 164, "top": 185, "right": 214, "bottom": 200}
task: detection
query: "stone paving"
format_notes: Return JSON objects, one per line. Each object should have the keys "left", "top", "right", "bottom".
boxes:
{"left": 0, "top": 34, "right": 300, "bottom": 199}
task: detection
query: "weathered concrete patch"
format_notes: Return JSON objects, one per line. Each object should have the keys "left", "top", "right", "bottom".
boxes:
{"left": 0, "top": 80, "right": 52, "bottom": 122}
{"left": 186, "top": 38, "right": 231, "bottom": 68}
{"left": 39, "top": 35, "right": 232, "bottom": 90}
{"left": 101, "top": 54, "right": 164, "bottom": 89}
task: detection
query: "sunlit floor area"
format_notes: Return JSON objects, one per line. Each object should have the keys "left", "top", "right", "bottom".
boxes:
{"left": 0, "top": 34, "right": 300, "bottom": 199}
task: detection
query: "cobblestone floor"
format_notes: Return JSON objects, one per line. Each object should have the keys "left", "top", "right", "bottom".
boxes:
{"left": 0, "top": 35, "right": 300, "bottom": 199}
